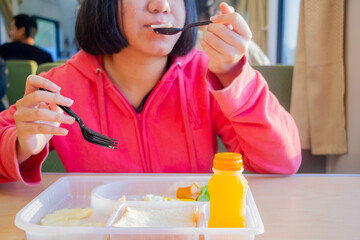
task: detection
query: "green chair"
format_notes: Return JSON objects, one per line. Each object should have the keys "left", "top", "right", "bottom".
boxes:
{"left": 252, "top": 65, "right": 293, "bottom": 112}
{"left": 36, "top": 62, "right": 65, "bottom": 75}
{"left": 41, "top": 150, "right": 66, "bottom": 172}
{"left": 6, "top": 60, "right": 38, "bottom": 105}
{"left": 35, "top": 62, "right": 66, "bottom": 172}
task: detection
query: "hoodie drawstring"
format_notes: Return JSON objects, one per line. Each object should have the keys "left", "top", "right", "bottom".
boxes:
{"left": 95, "top": 68, "right": 109, "bottom": 136}
{"left": 176, "top": 63, "right": 198, "bottom": 173}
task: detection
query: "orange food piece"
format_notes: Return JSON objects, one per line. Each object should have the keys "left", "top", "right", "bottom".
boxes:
{"left": 176, "top": 183, "right": 200, "bottom": 200}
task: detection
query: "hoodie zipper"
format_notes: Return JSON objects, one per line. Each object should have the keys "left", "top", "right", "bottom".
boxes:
{"left": 124, "top": 61, "right": 185, "bottom": 173}
{"left": 133, "top": 77, "right": 168, "bottom": 173}
{"left": 136, "top": 112, "right": 149, "bottom": 173}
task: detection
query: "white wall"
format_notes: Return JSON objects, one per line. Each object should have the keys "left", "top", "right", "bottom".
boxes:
{"left": 326, "top": 0, "right": 360, "bottom": 173}
{"left": 17, "top": 0, "right": 79, "bottom": 59}
{"left": 10, "top": 0, "right": 19, "bottom": 15}
{"left": 267, "top": 0, "right": 278, "bottom": 64}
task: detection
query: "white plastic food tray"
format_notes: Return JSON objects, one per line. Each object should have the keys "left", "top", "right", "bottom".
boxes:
{"left": 15, "top": 175, "right": 264, "bottom": 240}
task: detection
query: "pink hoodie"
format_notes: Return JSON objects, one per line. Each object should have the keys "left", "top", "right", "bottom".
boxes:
{"left": 0, "top": 49, "right": 301, "bottom": 185}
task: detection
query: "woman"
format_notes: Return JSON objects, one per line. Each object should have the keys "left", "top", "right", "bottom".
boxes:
{"left": 0, "top": 0, "right": 301, "bottom": 185}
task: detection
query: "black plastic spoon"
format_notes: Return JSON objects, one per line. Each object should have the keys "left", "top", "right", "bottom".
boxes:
{"left": 152, "top": 20, "right": 212, "bottom": 35}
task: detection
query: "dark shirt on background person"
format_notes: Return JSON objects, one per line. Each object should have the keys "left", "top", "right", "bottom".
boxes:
{"left": 0, "top": 42, "right": 53, "bottom": 65}
{"left": 0, "top": 14, "right": 53, "bottom": 66}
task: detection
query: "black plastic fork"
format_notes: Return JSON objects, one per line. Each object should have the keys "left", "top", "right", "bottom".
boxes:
{"left": 40, "top": 88, "right": 118, "bottom": 149}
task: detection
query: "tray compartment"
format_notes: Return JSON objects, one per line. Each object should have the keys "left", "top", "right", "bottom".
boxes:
{"left": 108, "top": 201, "right": 206, "bottom": 240}
{"left": 91, "top": 179, "right": 208, "bottom": 216}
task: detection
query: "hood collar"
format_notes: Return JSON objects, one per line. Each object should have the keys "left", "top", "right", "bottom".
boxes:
{"left": 67, "top": 49, "right": 199, "bottom": 82}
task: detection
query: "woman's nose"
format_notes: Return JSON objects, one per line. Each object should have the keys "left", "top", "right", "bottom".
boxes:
{"left": 148, "top": 0, "right": 171, "bottom": 14}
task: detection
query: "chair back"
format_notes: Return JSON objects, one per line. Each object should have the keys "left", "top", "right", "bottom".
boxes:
{"left": 36, "top": 62, "right": 67, "bottom": 172}
{"left": 41, "top": 151, "right": 66, "bottom": 172}
{"left": 36, "top": 62, "right": 65, "bottom": 75}
{"left": 6, "top": 60, "right": 38, "bottom": 105}
{"left": 252, "top": 65, "right": 293, "bottom": 111}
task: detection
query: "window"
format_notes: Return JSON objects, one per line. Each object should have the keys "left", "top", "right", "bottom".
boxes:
{"left": 0, "top": 12, "right": 7, "bottom": 44}
{"left": 278, "top": 0, "right": 301, "bottom": 64}
{"left": 33, "top": 16, "right": 59, "bottom": 61}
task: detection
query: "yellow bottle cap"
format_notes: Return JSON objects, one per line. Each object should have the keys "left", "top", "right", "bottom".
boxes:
{"left": 213, "top": 152, "right": 243, "bottom": 171}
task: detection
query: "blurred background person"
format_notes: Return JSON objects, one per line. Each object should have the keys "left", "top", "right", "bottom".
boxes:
{"left": 195, "top": 0, "right": 270, "bottom": 65}
{"left": 0, "top": 14, "right": 53, "bottom": 65}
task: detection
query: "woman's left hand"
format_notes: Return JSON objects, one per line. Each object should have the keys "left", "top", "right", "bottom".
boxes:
{"left": 200, "top": 2, "right": 252, "bottom": 87}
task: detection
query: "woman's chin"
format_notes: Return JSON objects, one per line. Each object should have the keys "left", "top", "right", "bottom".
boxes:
{"left": 142, "top": 45, "right": 174, "bottom": 57}
{"left": 126, "top": 42, "right": 176, "bottom": 57}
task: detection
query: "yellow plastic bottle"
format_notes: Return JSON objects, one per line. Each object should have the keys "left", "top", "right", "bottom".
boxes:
{"left": 208, "top": 152, "right": 248, "bottom": 228}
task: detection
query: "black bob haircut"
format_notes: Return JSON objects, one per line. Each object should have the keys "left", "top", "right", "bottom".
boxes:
{"left": 75, "top": 0, "right": 198, "bottom": 56}
{"left": 13, "top": 14, "right": 38, "bottom": 38}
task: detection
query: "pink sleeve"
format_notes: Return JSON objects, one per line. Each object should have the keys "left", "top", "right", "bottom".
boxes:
{"left": 0, "top": 105, "right": 48, "bottom": 185}
{"left": 208, "top": 59, "right": 302, "bottom": 174}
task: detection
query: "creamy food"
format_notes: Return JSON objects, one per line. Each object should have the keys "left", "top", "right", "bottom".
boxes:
{"left": 112, "top": 205, "right": 198, "bottom": 228}
{"left": 40, "top": 208, "right": 104, "bottom": 227}
{"left": 151, "top": 22, "right": 173, "bottom": 29}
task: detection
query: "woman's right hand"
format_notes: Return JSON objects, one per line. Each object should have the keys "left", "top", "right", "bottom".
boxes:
{"left": 13, "top": 75, "right": 75, "bottom": 163}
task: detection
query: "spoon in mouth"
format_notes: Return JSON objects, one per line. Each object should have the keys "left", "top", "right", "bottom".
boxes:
{"left": 152, "top": 20, "right": 212, "bottom": 35}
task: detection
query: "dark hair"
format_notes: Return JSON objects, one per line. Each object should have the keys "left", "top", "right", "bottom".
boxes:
{"left": 196, "top": 0, "right": 217, "bottom": 21}
{"left": 75, "top": 0, "right": 197, "bottom": 56}
{"left": 13, "top": 14, "right": 38, "bottom": 38}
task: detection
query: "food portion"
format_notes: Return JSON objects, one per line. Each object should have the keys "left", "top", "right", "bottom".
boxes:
{"left": 176, "top": 183, "right": 201, "bottom": 200}
{"left": 142, "top": 194, "right": 170, "bottom": 202}
{"left": 138, "top": 183, "right": 210, "bottom": 202}
{"left": 151, "top": 22, "right": 173, "bottom": 29}
{"left": 112, "top": 205, "right": 199, "bottom": 228}
{"left": 175, "top": 183, "right": 210, "bottom": 201}
{"left": 197, "top": 185, "right": 210, "bottom": 202}
{"left": 40, "top": 208, "right": 105, "bottom": 227}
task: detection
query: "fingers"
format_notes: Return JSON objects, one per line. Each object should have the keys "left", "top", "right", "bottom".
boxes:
{"left": 14, "top": 102, "right": 74, "bottom": 138}
{"left": 201, "top": 32, "right": 247, "bottom": 64}
{"left": 17, "top": 75, "right": 73, "bottom": 109}
{"left": 14, "top": 74, "right": 75, "bottom": 138}
{"left": 16, "top": 122, "right": 69, "bottom": 136}
{"left": 210, "top": 14, "right": 252, "bottom": 40}
{"left": 205, "top": 23, "right": 248, "bottom": 53}
{"left": 48, "top": 103, "right": 64, "bottom": 114}
{"left": 17, "top": 89, "right": 74, "bottom": 109}
{"left": 200, "top": 39, "right": 226, "bottom": 63}
{"left": 25, "top": 74, "right": 61, "bottom": 96}
{"left": 15, "top": 75, "right": 74, "bottom": 158}
{"left": 210, "top": 3, "right": 252, "bottom": 40}
{"left": 201, "top": 2, "right": 253, "bottom": 80}
{"left": 14, "top": 107, "right": 75, "bottom": 124}
{"left": 219, "top": 2, "right": 235, "bottom": 14}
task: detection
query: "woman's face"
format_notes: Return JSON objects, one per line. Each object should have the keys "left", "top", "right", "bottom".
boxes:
{"left": 118, "top": 0, "right": 186, "bottom": 57}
